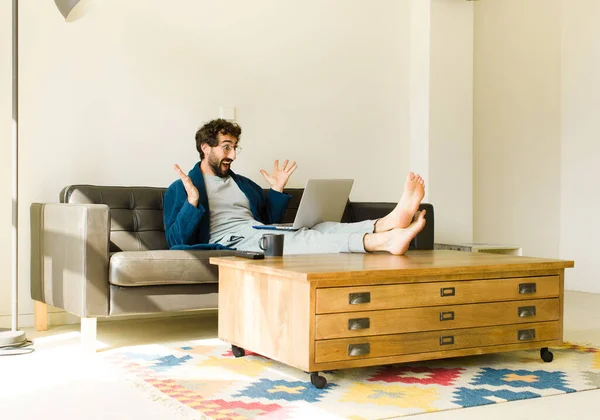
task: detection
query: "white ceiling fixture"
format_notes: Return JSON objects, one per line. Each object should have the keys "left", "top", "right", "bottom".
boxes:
{"left": 54, "top": 0, "right": 93, "bottom": 22}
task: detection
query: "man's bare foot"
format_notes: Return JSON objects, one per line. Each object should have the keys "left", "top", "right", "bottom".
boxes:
{"left": 385, "top": 211, "right": 426, "bottom": 255}
{"left": 375, "top": 172, "right": 425, "bottom": 232}
{"left": 365, "top": 210, "right": 426, "bottom": 255}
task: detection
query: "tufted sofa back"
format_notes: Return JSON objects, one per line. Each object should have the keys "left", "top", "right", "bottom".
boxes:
{"left": 61, "top": 185, "right": 168, "bottom": 252}
{"left": 60, "top": 185, "right": 337, "bottom": 253}
{"left": 60, "top": 185, "right": 432, "bottom": 252}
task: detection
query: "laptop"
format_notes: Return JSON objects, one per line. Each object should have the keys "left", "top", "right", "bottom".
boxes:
{"left": 253, "top": 179, "right": 354, "bottom": 231}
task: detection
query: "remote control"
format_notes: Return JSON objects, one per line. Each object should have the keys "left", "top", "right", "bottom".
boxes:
{"left": 235, "top": 251, "right": 265, "bottom": 260}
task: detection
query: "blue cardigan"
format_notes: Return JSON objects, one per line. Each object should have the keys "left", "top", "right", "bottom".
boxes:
{"left": 164, "top": 162, "right": 291, "bottom": 249}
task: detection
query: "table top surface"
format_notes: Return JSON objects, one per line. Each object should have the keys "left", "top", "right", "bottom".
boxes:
{"left": 210, "top": 250, "right": 574, "bottom": 281}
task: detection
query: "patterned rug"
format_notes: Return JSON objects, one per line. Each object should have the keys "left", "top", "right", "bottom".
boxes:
{"left": 101, "top": 338, "right": 600, "bottom": 419}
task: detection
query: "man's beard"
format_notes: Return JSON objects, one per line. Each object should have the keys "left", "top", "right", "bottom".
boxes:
{"left": 208, "top": 154, "right": 231, "bottom": 178}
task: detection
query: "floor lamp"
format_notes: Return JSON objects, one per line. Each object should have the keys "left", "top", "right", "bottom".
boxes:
{"left": 0, "top": 0, "right": 88, "bottom": 350}
{"left": 0, "top": 0, "right": 26, "bottom": 350}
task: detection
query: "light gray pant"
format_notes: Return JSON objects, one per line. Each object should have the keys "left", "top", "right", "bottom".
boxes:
{"left": 221, "top": 220, "right": 376, "bottom": 254}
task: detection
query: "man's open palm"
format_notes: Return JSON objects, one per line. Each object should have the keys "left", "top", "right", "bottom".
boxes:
{"left": 174, "top": 164, "right": 199, "bottom": 207}
{"left": 260, "top": 160, "right": 298, "bottom": 192}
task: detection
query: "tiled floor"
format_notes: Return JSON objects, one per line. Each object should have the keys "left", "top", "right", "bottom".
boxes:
{"left": 1, "top": 291, "right": 599, "bottom": 420}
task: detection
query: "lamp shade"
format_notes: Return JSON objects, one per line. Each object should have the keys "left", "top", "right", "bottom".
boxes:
{"left": 54, "top": 0, "right": 92, "bottom": 22}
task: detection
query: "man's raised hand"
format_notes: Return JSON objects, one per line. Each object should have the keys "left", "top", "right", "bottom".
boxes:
{"left": 260, "top": 160, "right": 298, "bottom": 193}
{"left": 174, "top": 164, "right": 199, "bottom": 207}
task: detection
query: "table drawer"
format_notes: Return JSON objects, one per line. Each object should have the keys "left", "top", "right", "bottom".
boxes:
{"left": 315, "top": 298, "right": 559, "bottom": 339}
{"left": 315, "top": 276, "right": 559, "bottom": 314}
{"left": 315, "top": 321, "right": 560, "bottom": 363}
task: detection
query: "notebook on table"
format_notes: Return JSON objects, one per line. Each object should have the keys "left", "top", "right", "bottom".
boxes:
{"left": 253, "top": 178, "right": 354, "bottom": 231}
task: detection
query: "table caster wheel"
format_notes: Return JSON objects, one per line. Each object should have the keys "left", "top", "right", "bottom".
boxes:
{"left": 540, "top": 347, "right": 553, "bottom": 362}
{"left": 232, "top": 345, "right": 245, "bottom": 358}
{"left": 310, "top": 372, "right": 327, "bottom": 389}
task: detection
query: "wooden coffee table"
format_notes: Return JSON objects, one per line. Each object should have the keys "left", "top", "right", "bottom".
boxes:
{"left": 210, "top": 251, "right": 574, "bottom": 388}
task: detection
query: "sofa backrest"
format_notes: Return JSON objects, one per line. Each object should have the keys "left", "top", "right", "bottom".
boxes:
{"left": 61, "top": 185, "right": 168, "bottom": 252}
{"left": 60, "top": 185, "right": 331, "bottom": 252}
{"left": 60, "top": 185, "right": 402, "bottom": 252}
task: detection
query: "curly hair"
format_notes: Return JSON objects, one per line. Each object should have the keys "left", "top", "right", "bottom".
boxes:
{"left": 195, "top": 119, "right": 242, "bottom": 159}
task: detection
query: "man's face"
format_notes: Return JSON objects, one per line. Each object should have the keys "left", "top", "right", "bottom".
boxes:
{"left": 205, "top": 133, "right": 239, "bottom": 178}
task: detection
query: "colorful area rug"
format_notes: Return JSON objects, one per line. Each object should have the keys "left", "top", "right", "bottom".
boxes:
{"left": 101, "top": 338, "right": 600, "bottom": 419}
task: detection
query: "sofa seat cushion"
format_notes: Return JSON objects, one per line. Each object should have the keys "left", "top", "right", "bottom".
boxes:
{"left": 109, "top": 250, "right": 236, "bottom": 287}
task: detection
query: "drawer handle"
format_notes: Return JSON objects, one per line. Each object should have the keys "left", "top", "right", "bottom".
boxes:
{"left": 518, "top": 306, "right": 537, "bottom": 318}
{"left": 348, "top": 343, "right": 370, "bottom": 357}
{"left": 440, "top": 336, "right": 455, "bottom": 346}
{"left": 519, "top": 283, "right": 537, "bottom": 294}
{"left": 440, "top": 311, "right": 455, "bottom": 321}
{"left": 440, "top": 287, "right": 456, "bottom": 297}
{"left": 348, "top": 318, "right": 370, "bottom": 330}
{"left": 349, "top": 292, "right": 371, "bottom": 305}
{"left": 518, "top": 329, "right": 536, "bottom": 341}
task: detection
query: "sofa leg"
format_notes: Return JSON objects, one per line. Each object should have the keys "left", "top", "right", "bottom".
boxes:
{"left": 33, "top": 301, "right": 48, "bottom": 331}
{"left": 81, "top": 317, "right": 97, "bottom": 352}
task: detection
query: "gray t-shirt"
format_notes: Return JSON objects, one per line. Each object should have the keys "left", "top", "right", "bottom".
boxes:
{"left": 204, "top": 174, "right": 258, "bottom": 244}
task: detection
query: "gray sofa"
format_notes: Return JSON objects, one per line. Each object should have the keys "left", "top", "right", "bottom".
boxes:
{"left": 30, "top": 185, "right": 434, "bottom": 347}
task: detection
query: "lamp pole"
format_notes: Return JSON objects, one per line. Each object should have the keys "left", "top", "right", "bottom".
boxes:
{"left": 11, "top": 0, "right": 19, "bottom": 332}
{"left": 0, "top": 0, "right": 26, "bottom": 348}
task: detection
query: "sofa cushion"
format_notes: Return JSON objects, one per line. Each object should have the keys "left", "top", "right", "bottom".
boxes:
{"left": 109, "top": 250, "right": 236, "bottom": 287}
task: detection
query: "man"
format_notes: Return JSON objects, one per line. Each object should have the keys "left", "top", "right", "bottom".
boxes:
{"left": 164, "top": 119, "right": 426, "bottom": 255}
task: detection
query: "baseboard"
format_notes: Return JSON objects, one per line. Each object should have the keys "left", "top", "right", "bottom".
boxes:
{"left": 0, "top": 308, "right": 218, "bottom": 329}
{"left": 0, "top": 312, "right": 77, "bottom": 329}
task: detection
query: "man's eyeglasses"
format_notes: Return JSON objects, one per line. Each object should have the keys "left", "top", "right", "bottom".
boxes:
{"left": 218, "top": 144, "right": 242, "bottom": 155}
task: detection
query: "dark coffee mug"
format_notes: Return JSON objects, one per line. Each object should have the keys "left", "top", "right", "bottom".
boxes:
{"left": 258, "top": 233, "right": 285, "bottom": 256}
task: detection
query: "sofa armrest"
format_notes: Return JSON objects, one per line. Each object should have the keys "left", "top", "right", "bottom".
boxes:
{"left": 30, "top": 203, "right": 110, "bottom": 317}
{"left": 349, "top": 202, "right": 435, "bottom": 250}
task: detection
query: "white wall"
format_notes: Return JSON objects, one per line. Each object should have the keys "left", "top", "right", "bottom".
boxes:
{"left": 2, "top": 0, "right": 423, "bottom": 326}
{"left": 18, "top": 0, "right": 412, "bottom": 199}
{"left": 560, "top": 0, "right": 600, "bottom": 293}
{"left": 473, "top": 0, "right": 562, "bottom": 258}
{"left": 1, "top": 1, "right": 13, "bottom": 323}
{"left": 409, "top": 0, "right": 431, "bottom": 185}
{"left": 429, "top": 0, "right": 473, "bottom": 243}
